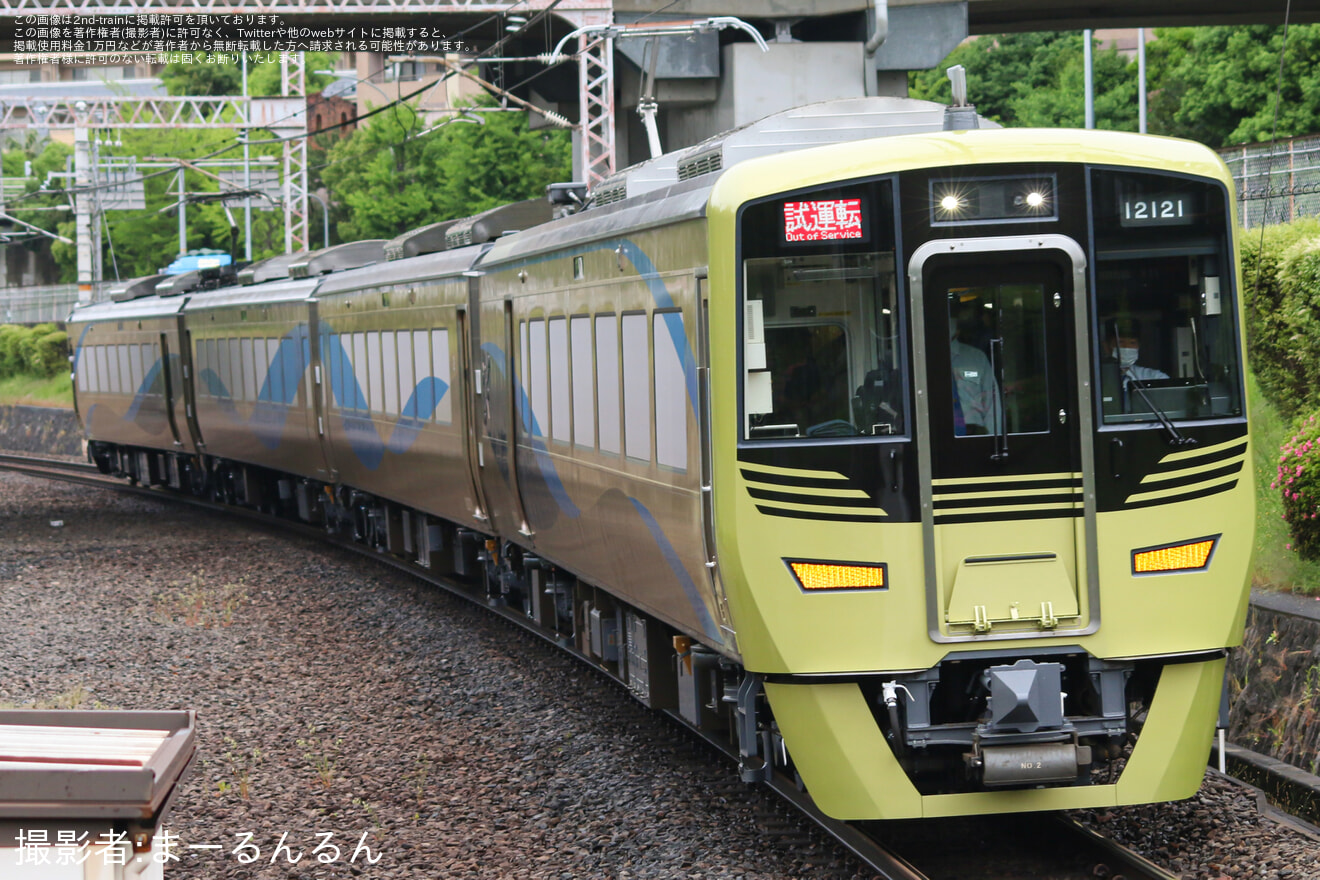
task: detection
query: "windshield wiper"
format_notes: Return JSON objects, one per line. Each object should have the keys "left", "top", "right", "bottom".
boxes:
{"left": 1123, "top": 369, "right": 1197, "bottom": 447}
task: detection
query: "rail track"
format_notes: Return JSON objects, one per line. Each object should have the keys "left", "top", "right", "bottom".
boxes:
{"left": 0, "top": 452, "right": 1262, "bottom": 880}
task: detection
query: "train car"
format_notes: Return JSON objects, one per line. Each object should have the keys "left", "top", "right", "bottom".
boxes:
{"left": 705, "top": 125, "right": 1251, "bottom": 817}
{"left": 181, "top": 272, "right": 329, "bottom": 501}
{"left": 73, "top": 95, "right": 1253, "bottom": 823}
{"left": 69, "top": 277, "right": 200, "bottom": 489}
{"left": 311, "top": 242, "right": 489, "bottom": 538}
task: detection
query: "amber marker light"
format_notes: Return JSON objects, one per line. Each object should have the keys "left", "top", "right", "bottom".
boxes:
{"left": 787, "top": 560, "right": 887, "bottom": 592}
{"left": 1131, "top": 535, "right": 1220, "bottom": 575}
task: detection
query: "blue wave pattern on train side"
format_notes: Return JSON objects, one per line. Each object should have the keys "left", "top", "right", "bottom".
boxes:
{"left": 482, "top": 239, "right": 719, "bottom": 640}
{"left": 188, "top": 325, "right": 450, "bottom": 466}
{"left": 628, "top": 497, "right": 722, "bottom": 641}
{"left": 479, "top": 339, "right": 721, "bottom": 643}
{"left": 123, "top": 356, "right": 170, "bottom": 422}
{"left": 319, "top": 330, "right": 450, "bottom": 471}
{"left": 71, "top": 324, "right": 93, "bottom": 372}
{"left": 196, "top": 328, "right": 311, "bottom": 449}
{"left": 500, "top": 238, "right": 700, "bottom": 417}
{"left": 480, "top": 340, "right": 580, "bottom": 519}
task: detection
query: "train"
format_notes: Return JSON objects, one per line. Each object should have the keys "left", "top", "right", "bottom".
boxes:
{"left": 67, "top": 95, "right": 1254, "bottom": 820}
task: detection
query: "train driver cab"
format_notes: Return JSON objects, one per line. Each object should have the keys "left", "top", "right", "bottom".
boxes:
{"left": 1091, "top": 170, "right": 1244, "bottom": 427}
{"left": 739, "top": 180, "right": 904, "bottom": 441}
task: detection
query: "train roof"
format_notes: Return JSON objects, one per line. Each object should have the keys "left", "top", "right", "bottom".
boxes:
{"left": 239, "top": 251, "right": 308, "bottom": 286}
{"left": 70, "top": 293, "right": 188, "bottom": 323}
{"left": 485, "top": 97, "right": 997, "bottom": 266}
{"left": 314, "top": 242, "right": 486, "bottom": 296}
{"left": 707, "top": 126, "right": 1235, "bottom": 212}
{"left": 288, "top": 240, "right": 387, "bottom": 278}
{"left": 482, "top": 177, "right": 713, "bottom": 267}
{"left": 588, "top": 96, "right": 991, "bottom": 208}
{"left": 181, "top": 276, "right": 322, "bottom": 311}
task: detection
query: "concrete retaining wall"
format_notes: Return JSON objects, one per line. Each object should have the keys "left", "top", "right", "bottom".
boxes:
{"left": 0, "top": 405, "right": 83, "bottom": 457}
{"left": 1229, "top": 594, "right": 1320, "bottom": 777}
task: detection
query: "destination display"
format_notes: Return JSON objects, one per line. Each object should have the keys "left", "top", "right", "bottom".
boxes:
{"left": 782, "top": 198, "right": 866, "bottom": 243}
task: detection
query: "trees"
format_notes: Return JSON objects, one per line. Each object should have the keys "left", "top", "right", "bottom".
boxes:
{"left": 1146, "top": 25, "right": 1320, "bottom": 146}
{"left": 910, "top": 25, "right": 1320, "bottom": 148}
{"left": 909, "top": 31, "right": 1136, "bottom": 131}
{"left": 160, "top": 52, "right": 336, "bottom": 98}
{"left": 319, "top": 96, "right": 572, "bottom": 242}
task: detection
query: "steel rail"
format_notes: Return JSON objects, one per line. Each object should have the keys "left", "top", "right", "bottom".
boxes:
{"left": 1053, "top": 815, "right": 1179, "bottom": 880}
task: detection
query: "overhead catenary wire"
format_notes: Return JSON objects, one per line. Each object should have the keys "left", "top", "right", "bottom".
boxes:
{"left": 16, "top": 0, "right": 565, "bottom": 203}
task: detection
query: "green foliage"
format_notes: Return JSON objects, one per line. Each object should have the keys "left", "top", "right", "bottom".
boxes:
{"left": 17, "top": 126, "right": 293, "bottom": 281}
{"left": 0, "top": 324, "right": 69, "bottom": 380}
{"left": 160, "top": 57, "right": 241, "bottom": 96}
{"left": 27, "top": 330, "right": 69, "bottom": 377}
{"left": 908, "top": 32, "right": 1136, "bottom": 130}
{"left": 0, "top": 325, "right": 25, "bottom": 375}
{"left": 1275, "top": 413, "right": 1320, "bottom": 561}
{"left": 1240, "top": 220, "right": 1320, "bottom": 421}
{"left": 1146, "top": 25, "right": 1320, "bottom": 146}
{"left": 0, "top": 371, "right": 72, "bottom": 407}
{"left": 321, "top": 96, "right": 572, "bottom": 241}
{"left": 161, "top": 52, "right": 336, "bottom": 97}
{"left": 910, "top": 25, "right": 1320, "bottom": 147}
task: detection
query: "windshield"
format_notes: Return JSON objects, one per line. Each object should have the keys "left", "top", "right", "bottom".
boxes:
{"left": 739, "top": 180, "right": 901, "bottom": 441}
{"left": 1090, "top": 170, "right": 1242, "bottom": 426}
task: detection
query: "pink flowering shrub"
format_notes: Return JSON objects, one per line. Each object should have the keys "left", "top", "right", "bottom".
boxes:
{"left": 1276, "top": 414, "right": 1320, "bottom": 560}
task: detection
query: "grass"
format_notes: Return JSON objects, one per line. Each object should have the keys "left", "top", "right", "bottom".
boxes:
{"left": 1249, "top": 370, "right": 1320, "bottom": 596}
{"left": 0, "top": 371, "right": 73, "bottom": 408}
{"left": 150, "top": 571, "right": 248, "bottom": 628}
{"left": 0, "top": 684, "right": 114, "bottom": 711}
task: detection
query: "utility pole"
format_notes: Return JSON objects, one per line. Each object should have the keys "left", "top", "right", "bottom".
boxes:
{"left": 1083, "top": 29, "right": 1094, "bottom": 130}
{"left": 241, "top": 51, "right": 253, "bottom": 262}
{"left": 177, "top": 168, "right": 187, "bottom": 256}
{"left": 74, "top": 127, "right": 94, "bottom": 304}
{"left": 1138, "top": 28, "right": 1147, "bottom": 134}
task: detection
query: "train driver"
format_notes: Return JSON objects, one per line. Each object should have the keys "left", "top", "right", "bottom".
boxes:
{"left": 1104, "top": 317, "right": 1168, "bottom": 383}
{"left": 1101, "top": 316, "right": 1169, "bottom": 413}
{"left": 950, "top": 315, "right": 1002, "bottom": 436}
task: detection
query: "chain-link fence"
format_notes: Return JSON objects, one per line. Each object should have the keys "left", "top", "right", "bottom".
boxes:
{"left": 1220, "top": 135, "right": 1320, "bottom": 229}
{"left": 0, "top": 284, "right": 106, "bottom": 325}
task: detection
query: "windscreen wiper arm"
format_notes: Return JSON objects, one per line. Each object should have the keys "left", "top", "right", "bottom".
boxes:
{"left": 1123, "top": 369, "right": 1197, "bottom": 447}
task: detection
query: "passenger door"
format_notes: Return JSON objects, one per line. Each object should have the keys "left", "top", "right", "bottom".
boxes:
{"left": 475, "top": 293, "right": 533, "bottom": 541}
{"left": 910, "top": 236, "right": 1095, "bottom": 640}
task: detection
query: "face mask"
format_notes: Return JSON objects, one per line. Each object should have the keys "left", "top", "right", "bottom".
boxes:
{"left": 1117, "top": 346, "right": 1139, "bottom": 368}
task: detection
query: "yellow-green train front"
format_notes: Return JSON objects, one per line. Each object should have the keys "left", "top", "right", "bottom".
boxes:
{"left": 707, "top": 127, "right": 1252, "bottom": 818}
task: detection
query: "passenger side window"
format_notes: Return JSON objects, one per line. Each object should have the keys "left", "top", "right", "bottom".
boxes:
{"left": 549, "top": 317, "right": 570, "bottom": 444}
{"left": 596, "top": 314, "right": 620, "bottom": 455}
{"left": 654, "top": 311, "right": 688, "bottom": 471}
{"left": 622, "top": 313, "right": 651, "bottom": 462}
{"left": 571, "top": 316, "right": 594, "bottom": 449}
